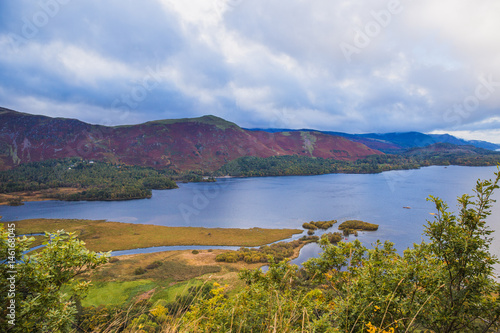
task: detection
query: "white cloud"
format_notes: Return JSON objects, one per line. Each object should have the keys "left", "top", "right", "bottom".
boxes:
{"left": 430, "top": 129, "right": 500, "bottom": 145}
{"left": 0, "top": 0, "right": 499, "bottom": 140}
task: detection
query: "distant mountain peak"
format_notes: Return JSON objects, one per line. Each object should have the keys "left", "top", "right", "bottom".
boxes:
{"left": 143, "top": 114, "right": 242, "bottom": 131}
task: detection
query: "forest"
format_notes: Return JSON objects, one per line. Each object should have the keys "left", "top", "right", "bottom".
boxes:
{"left": 0, "top": 158, "right": 177, "bottom": 201}
{"left": 215, "top": 149, "right": 500, "bottom": 177}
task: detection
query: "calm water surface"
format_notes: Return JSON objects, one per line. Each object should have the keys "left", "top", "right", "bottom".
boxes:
{"left": 1, "top": 166, "right": 499, "bottom": 262}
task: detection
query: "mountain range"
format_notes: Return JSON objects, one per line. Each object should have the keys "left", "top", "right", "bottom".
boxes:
{"left": 0, "top": 107, "right": 498, "bottom": 172}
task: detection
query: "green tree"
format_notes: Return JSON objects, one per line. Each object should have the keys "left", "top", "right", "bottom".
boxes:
{"left": 420, "top": 171, "right": 500, "bottom": 332}
{"left": 0, "top": 229, "right": 109, "bottom": 332}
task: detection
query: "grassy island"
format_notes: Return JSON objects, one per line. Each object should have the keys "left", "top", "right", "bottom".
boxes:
{"left": 302, "top": 220, "right": 337, "bottom": 230}
{"left": 338, "top": 220, "right": 379, "bottom": 231}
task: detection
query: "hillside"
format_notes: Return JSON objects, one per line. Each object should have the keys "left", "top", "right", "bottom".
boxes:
{"left": 245, "top": 128, "right": 500, "bottom": 153}
{"left": 0, "top": 107, "right": 381, "bottom": 171}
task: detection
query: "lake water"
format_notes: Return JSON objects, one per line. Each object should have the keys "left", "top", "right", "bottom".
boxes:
{"left": 1, "top": 166, "right": 499, "bottom": 264}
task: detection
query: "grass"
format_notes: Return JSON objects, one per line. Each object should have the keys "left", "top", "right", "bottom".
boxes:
{"left": 82, "top": 279, "right": 155, "bottom": 307}
{"left": 90, "top": 248, "right": 262, "bottom": 282}
{"left": 150, "top": 279, "right": 204, "bottom": 304}
{"left": 5, "top": 218, "right": 289, "bottom": 310}
{"left": 82, "top": 248, "right": 264, "bottom": 308}
{"left": 3, "top": 218, "right": 302, "bottom": 252}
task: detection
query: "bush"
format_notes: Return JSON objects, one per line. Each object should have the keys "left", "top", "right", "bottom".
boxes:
{"left": 134, "top": 267, "right": 147, "bottom": 275}
{"left": 215, "top": 236, "right": 319, "bottom": 263}
{"left": 108, "top": 257, "right": 120, "bottom": 263}
{"left": 338, "top": 220, "right": 378, "bottom": 231}
{"left": 302, "top": 222, "right": 318, "bottom": 230}
{"left": 145, "top": 260, "right": 163, "bottom": 269}
{"left": 0, "top": 230, "right": 108, "bottom": 332}
{"left": 7, "top": 197, "right": 24, "bottom": 206}
{"left": 192, "top": 250, "right": 199, "bottom": 255}
{"left": 323, "top": 232, "right": 342, "bottom": 244}
{"left": 303, "top": 220, "right": 337, "bottom": 230}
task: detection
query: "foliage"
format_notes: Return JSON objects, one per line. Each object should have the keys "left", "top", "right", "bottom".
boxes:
{"left": 215, "top": 151, "right": 500, "bottom": 178}
{"left": 145, "top": 260, "right": 163, "bottom": 270}
{"left": 216, "top": 155, "right": 417, "bottom": 177}
{"left": 303, "top": 220, "right": 337, "bottom": 230}
{"left": 165, "top": 283, "right": 214, "bottom": 315}
{"left": 6, "top": 197, "right": 23, "bottom": 206}
{"left": 0, "top": 229, "right": 109, "bottom": 332}
{"left": 0, "top": 158, "right": 177, "bottom": 201}
{"left": 338, "top": 220, "right": 379, "bottom": 231}
{"left": 78, "top": 283, "right": 215, "bottom": 332}
{"left": 182, "top": 267, "right": 322, "bottom": 333}
{"left": 77, "top": 305, "right": 121, "bottom": 332}
{"left": 322, "top": 232, "right": 343, "bottom": 244}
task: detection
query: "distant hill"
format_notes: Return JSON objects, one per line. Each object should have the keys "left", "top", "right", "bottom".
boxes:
{"left": 0, "top": 107, "right": 381, "bottom": 171}
{"left": 2, "top": 107, "right": 498, "bottom": 172}
{"left": 245, "top": 128, "right": 500, "bottom": 153}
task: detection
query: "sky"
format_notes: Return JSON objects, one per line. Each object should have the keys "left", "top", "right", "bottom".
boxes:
{"left": 0, "top": 0, "right": 499, "bottom": 143}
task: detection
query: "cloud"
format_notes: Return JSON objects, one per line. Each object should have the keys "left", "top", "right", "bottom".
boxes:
{"left": 0, "top": 0, "right": 498, "bottom": 142}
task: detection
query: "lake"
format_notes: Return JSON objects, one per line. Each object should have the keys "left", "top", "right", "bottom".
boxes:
{"left": 1, "top": 165, "right": 499, "bottom": 263}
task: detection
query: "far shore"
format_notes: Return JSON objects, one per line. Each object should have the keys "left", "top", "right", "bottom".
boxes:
{"left": 0, "top": 188, "right": 82, "bottom": 206}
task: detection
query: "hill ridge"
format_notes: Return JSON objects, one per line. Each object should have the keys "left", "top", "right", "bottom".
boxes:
{"left": 0, "top": 107, "right": 381, "bottom": 171}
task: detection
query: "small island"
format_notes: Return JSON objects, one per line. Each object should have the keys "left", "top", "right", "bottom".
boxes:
{"left": 302, "top": 220, "right": 337, "bottom": 230}
{"left": 338, "top": 220, "right": 379, "bottom": 231}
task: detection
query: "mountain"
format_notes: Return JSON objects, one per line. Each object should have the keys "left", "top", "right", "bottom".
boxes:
{"left": 402, "top": 143, "right": 500, "bottom": 166}
{"left": 0, "top": 107, "right": 382, "bottom": 171}
{"left": 404, "top": 142, "right": 496, "bottom": 156}
{"left": 245, "top": 128, "right": 500, "bottom": 153}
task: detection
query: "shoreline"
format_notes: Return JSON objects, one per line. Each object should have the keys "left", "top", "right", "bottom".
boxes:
{"left": 2, "top": 165, "right": 498, "bottom": 206}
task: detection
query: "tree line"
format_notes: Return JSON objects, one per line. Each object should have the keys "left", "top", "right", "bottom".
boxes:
{"left": 0, "top": 158, "right": 177, "bottom": 201}
{"left": 215, "top": 150, "right": 500, "bottom": 177}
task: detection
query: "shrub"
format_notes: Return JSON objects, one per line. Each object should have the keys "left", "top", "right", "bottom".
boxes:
{"left": 7, "top": 197, "right": 24, "bottom": 206}
{"left": 214, "top": 236, "right": 319, "bottom": 263}
{"left": 323, "top": 232, "right": 342, "bottom": 244}
{"left": 145, "top": 260, "right": 163, "bottom": 269}
{"left": 338, "top": 220, "right": 379, "bottom": 231}
{"left": 302, "top": 222, "right": 318, "bottom": 230}
{"left": 303, "top": 220, "right": 337, "bottom": 230}
{"left": 192, "top": 250, "right": 199, "bottom": 255}
{"left": 134, "top": 267, "right": 147, "bottom": 275}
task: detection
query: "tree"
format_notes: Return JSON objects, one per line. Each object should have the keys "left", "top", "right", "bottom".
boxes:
{"left": 0, "top": 229, "right": 109, "bottom": 332}
{"left": 421, "top": 170, "right": 500, "bottom": 332}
